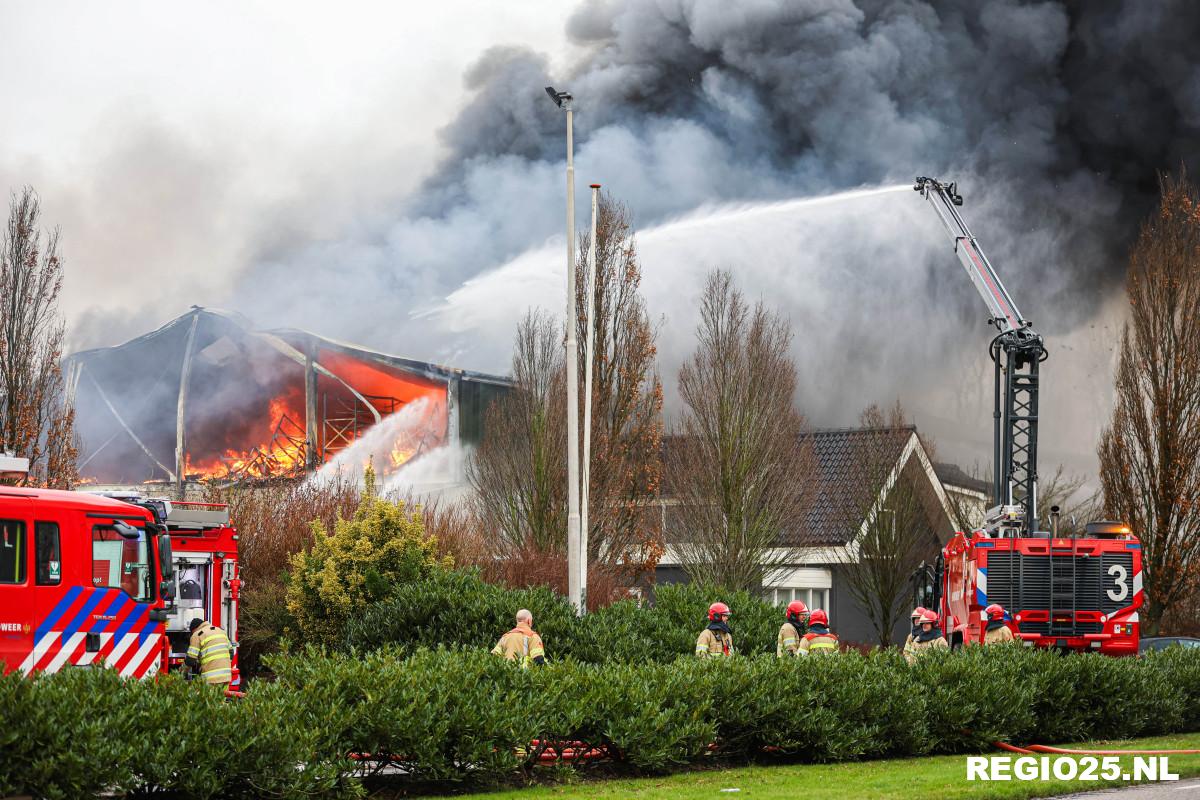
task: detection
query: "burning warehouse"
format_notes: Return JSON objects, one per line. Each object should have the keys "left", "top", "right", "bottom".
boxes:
{"left": 65, "top": 307, "right": 508, "bottom": 492}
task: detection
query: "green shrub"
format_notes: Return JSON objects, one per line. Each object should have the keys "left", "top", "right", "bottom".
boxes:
{"left": 1022, "top": 650, "right": 1171, "bottom": 743}
{"left": 912, "top": 645, "right": 1039, "bottom": 751}
{"left": 287, "top": 467, "right": 453, "bottom": 647}
{"left": 343, "top": 568, "right": 580, "bottom": 658}
{"left": 0, "top": 668, "right": 134, "bottom": 800}
{"left": 532, "top": 660, "right": 717, "bottom": 772}
{"left": 639, "top": 583, "right": 781, "bottom": 658}
{"left": 345, "top": 574, "right": 782, "bottom": 663}
{"left": 1148, "top": 646, "right": 1200, "bottom": 724}
{"left": 272, "top": 646, "right": 535, "bottom": 785}
{"left": 708, "top": 651, "right": 923, "bottom": 761}
{"left": 5, "top": 646, "right": 1199, "bottom": 796}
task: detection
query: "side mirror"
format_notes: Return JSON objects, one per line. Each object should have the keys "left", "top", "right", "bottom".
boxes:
{"left": 159, "top": 579, "right": 176, "bottom": 604}
{"left": 113, "top": 520, "right": 141, "bottom": 540}
{"left": 158, "top": 534, "right": 175, "bottom": 578}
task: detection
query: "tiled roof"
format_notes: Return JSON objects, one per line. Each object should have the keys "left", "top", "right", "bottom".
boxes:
{"left": 795, "top": 426, "right": 915, "bottom": 546}
{"left": 933, "top": 462, "right": 992, "bottom": 496}
{"left": 661, "top": 426, "right": 920, "bottom": 547}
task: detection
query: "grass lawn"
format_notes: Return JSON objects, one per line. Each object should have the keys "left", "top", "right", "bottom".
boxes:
{"left": 433, "top": 733, "right": 1200, "bottom": 800}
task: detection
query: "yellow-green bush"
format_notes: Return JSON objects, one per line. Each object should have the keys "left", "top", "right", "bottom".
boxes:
{"left": 286, "top": 467, "right": 452, "bottom": 646}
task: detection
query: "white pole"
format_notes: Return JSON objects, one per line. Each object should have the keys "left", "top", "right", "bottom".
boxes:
{"left": 562, "top": 97, "right": 582, "bottom": 616}
{"left": 581, "top": 183, "right": 600, "bottom": 612}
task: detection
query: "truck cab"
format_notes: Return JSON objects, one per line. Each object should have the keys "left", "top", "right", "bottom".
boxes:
{"left": 0, "top": 485, "right": 174, "bottom": 678}
{"left": 84, "top": 493, "right": 242, "bottom": 689}
{"left": 918, "top": 517, "right": 1143, "bottom": 656}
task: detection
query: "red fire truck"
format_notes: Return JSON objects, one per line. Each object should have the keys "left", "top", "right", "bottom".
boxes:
{"left": 911, "top": 178, "right": 1142, "bottom": 653}
{"left": 76, "top": 492, "right": 242, "bottom": 687}
{"left": 0, "top": 457, "right": 241, "bottom": 683}
{"left": 0, "top": 481, "right": 175, "bottom": 679}
{"left": 936, "top": 523, "right": 1142, "bottom": 654}
{"left": 154, "top": 499, "right": 242, "bottom": 687}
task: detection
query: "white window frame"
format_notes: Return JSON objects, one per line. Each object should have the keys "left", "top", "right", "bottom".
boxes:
{"left": 765, "top": 586, "right": 829, "bottom": 610}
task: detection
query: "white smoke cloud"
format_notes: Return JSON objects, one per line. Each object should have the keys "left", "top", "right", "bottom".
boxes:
{"left": 9, "top": 0, "right": 1190, "bottom": 488}
{"left": 423, "top": 181, "right": 1126, "bottom": 482}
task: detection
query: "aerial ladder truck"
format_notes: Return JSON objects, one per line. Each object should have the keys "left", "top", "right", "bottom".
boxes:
{"left": 913, "top": 177, "right": 1142, "bottom": 654}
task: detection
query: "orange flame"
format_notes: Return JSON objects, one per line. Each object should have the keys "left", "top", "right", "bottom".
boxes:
{"left": 185, "top": 394, "right": 307, "bottom": 481}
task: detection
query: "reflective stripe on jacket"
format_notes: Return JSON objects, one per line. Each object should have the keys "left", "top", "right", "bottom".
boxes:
{"left": 798, "top": 631, "right": 839, "bottom": 655}
{"left": 187, "top": 623, "right": 233, "bottom": 685}
{"left": 777, "top": 622, "right": 802, "bottom": 657}
{"left": 491, "top": 624, "right": 545, "bottom": 668}
{"left": 695, "top": 628, "right": 733, "bottom": 657}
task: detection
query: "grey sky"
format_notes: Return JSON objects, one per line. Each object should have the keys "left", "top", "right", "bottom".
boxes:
{"left": 0, "top": 0, "right": 572, "bottom": 343}
{"left": 5, "top": 0, "right": 1196, "bottom": 487}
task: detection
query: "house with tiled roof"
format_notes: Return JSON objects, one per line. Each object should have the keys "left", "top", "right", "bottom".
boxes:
{"left": 656, "top": 426, "right": 976, "bottom": 646}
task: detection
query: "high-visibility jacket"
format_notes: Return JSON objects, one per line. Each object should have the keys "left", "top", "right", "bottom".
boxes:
{"left": 695, "top": 628, "right": 734, "bottom": 658}
{"left": 904, "top": 633, "right": 948, "bottom": 663}
{"left": 777, "top": 622, "right": 802, "bottom": 657}
{"left": 984, "top": 623, "right": 1016, "bottom": 645}
{"left": 491, "top": 624, "right": 545, "bottom": 668}
{"left": 187, "top": 622, "right": 233, "bottom": 686}
{"left": 798, "top": 630, "right": 839, "bottom": 655}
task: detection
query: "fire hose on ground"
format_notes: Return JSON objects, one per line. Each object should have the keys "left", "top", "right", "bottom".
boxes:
{"left": 347, "top": 736, "right": 1200, "bottom": 769}
{"left": 995, "top": 741, "right": 1200, "bottom": 756}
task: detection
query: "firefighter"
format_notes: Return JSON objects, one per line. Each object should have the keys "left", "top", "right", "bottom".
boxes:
{"left": 983, "top": 603, "right": 1016, "bottom": 645}
{"left": 696, "top": 602, "right": 734, "bottom": 657}
{"left": 904, "top": 609, "right": 949, "bottom": 663}
{"left": 907, "top": 606, "right": 927, "bottom": 646}
{"left": 185, "top": 617, "right": 234, "bottom": 690}
{"left": 777, "top": 600, "right": 809, "bottom": 657}
{"left": 907, "top": 606, "right": 926, "bottom": 642}
{"left": 491, "top": 609, "right": 546, "bottom": 667}
{"left": 797, "top": 609, "right": 839, "bottom": 655}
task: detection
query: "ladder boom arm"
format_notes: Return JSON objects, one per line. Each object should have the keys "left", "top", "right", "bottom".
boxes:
{"left": 914, "top": 177, "right": 1025, "bottom": 335}
{"left": 913, "top": 176, "right": 1046, "bottom": 535}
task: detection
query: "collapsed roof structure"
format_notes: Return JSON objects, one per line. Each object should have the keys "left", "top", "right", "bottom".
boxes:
{"left": 65, "top": 307, "right": 509, "bottom": 490}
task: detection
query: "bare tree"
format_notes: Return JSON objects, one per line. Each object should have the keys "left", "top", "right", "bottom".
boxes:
{"left": 0, "top": 187, "right": 77, "bottom": 487}
{"left": 1037, "top": 466, "right": 1102, "bottom": 537}
{"left": 668, "top": 270, "right": 812, "bottom": 591}
{"left": 468, "top": 195, "right": 666, "bottom": 597}
{"left": 468, "top": 310, "right": 567, "bottom": 557}
{"left": 838, "top": 402, "right": 942, "bottom": 647}
{"left": 942, "top": 463, "right": 1101, "bottom": 537}
{"left": 575, "top": 194, "right": 664, "bottom": 582}
{"left": 1098, "top": 171, "right": 1200, "bottom": 635}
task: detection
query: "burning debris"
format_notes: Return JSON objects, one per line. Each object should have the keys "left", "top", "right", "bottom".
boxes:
{"left": 65, "top": 307, "right": 508, "bottom": 491}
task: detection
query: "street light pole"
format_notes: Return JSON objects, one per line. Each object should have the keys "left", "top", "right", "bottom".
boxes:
{"left": 581, "top": 183, "right": 600, "bottom": 612}
{"left": 547, "top": 86, "right": 583, "bottom": 615}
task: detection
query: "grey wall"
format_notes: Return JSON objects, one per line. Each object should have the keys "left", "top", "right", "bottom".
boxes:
{"left": 829, "top": 565, "right": 913, "bottom": 648}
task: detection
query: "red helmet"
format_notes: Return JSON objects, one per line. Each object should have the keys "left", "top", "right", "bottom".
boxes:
{"left": 985, "top": 603, "right": 1005, "bottom": 621}
{"left": 786, "top": 600, "right": 808, "bottom": 618}
{"left": 708, "top": 602, "right": 731, "bottom": 621}
{"left": 910, "top": 606, "right": 928, "bottom": 621}
{"left": 920, "top": 609, "right": 939, "bottom": 625}
{"left": 808, "top": 608, "right": 828, "bottom": 627}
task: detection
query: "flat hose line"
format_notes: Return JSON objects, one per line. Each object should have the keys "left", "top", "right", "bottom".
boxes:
{"left": 995, "top": 742, "right": 1200, "bottom": 756}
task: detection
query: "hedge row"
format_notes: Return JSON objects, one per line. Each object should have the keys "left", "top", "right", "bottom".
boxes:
{"left": 4, "top": 646, "right": 1199, "bottom": 799}
{"left": 344, "top": 569, "right": 785, "bottom": 661}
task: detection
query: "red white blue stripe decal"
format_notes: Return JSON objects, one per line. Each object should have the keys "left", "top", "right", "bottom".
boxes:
{"left": 20, "top": 587, "right": 162, "bottom": 678}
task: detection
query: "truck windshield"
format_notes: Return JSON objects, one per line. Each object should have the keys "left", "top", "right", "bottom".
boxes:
{"left": 92, "top": 524, "right": 153, "bottom": 602}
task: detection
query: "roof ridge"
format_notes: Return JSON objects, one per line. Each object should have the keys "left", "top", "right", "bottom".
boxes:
{"left": 809, "top": 424, "right": 917, "bottom": 436}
